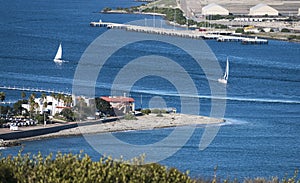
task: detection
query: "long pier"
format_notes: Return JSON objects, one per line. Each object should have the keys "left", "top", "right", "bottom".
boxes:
{"left": 0, "top": 86, "right": 71, "bottom": 104}
{"left": 202, "top": 34, "right": 268, "bottom": 44}
{"left": 0, "top": 86, "right": 71, "bottom": 96}
{"left": 90, "top": 21, "right": 268, "bottom": 44}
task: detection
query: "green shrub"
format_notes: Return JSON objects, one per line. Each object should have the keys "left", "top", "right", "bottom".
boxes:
{"left": 288, "top": 35, "right": 300, "bottom": 40}
{"left": 124, "top": 113, "right": 137, "bottom": 120}
{"left": 156, "top": 113, "right": 163, "bottom": 117}
{"left": 281, "top": 28, "right": 290, "bottom": 33}
{"left": 60, "top": 108, "right": 75, "bottom": 121}
{"left": 151, "top": 108, "right": 161, "bottom": 114}
{"left": 35, "top": 114, "right": 46, "bottom": 124}
{"left": 141, "top": 109, "right": 151, "bottom": 115}
{"left": 0, "top": 152, "right": 194, "bottom": 183}
{"left": 102, "top": 7, "right": 112, "bottom": 12}
{"left": 0, "top": 163, "right": 17, "bottom": 183}
{"left": 142, "top": 7, "right": 187, "bottom": 25}
{"left": 1, "top": 152, "right": 299, "bottom": 182}
{"left": 235, "top": 28, "right": 244, "bottom": 33}
{"left": 151, "top": 109, "right": 167, "bottom": 114}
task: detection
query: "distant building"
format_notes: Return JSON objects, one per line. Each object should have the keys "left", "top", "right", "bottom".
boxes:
{"left": 202, "top": 3, "right": 229, "bottom": 16}
{"left": 249, "top": 3, "right": 279, "bottom": 16}
{"left": 74, "top": 96, "right": 94, "bottom": 107}
{"left": 22, "top": 95, "right": 71, "bottom": 116}
{"left": 101, "top": 96, "right": 135, "bottom": 114}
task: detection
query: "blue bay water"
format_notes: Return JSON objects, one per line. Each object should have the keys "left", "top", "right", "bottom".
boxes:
{"left": 1, "top": 0, "right": 300, "bottom": 180}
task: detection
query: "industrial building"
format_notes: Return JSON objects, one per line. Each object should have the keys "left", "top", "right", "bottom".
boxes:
{"left": 202, "top": 3, "right": 229, "bottom": 15}
{"left": 249, "top": 3, "right": 279, "bottom": 16}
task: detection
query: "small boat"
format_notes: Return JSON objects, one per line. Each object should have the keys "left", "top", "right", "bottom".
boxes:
{"left": 218, "top": 57, "right": 229, "bottom": 84}
{"left": 53, "top": 43, "right": 63, "bottom": 63}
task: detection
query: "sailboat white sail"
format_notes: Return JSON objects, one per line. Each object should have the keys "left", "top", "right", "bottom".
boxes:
{"left": 218, "top": 57, "right": 229, "bottom": 84}
{"left": 53, "top": 43, "right": 63, "bottom": 63}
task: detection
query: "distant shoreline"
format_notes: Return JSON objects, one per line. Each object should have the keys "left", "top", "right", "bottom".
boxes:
{"left": 101, "top": 9, "right": 165, "bottom": 17}
{"left": 0, "top": 113, "right": 224, "bottom": 147}
{"left": 100, "top": 10, "right": 300, "bottom": 43}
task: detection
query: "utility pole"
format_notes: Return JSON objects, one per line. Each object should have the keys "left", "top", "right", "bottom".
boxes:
{"left": 43, "top": 111, "right": 46, "bottom": 127}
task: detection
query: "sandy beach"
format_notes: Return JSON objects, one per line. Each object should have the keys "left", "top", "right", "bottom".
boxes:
{"left": 55, "top": 113, "right": 223, "bottom": 135}
{"left": 0, "top": 113, "right": 224, "bottom": 146}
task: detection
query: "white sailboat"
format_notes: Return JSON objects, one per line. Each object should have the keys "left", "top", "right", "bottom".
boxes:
{"left": 53, "top": 43, "right": 63, "bottom": 63}
{"left": 218, "top": 57, "right": 229, "bottom": 84}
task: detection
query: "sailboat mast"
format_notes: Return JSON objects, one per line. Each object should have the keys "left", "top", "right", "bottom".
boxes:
{"left": 218, "top": 57, "right": 229, "bottom": 84}
{"left": 225, "top": 57, "right": 229, "bottom": 80}
{"left": 54, "top": 42, "right": 63, "bottom": 63}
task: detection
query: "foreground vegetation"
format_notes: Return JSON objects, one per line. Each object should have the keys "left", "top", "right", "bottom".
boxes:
{"left": 0, "top": 152, "right": 299, "bottom": 183}
{"left": 0, "top": 152, "right": 194, "bottom": 183}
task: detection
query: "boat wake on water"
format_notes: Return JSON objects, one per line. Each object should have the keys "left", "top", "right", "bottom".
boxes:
{"left": 193, "top": 118, "right": 248, "bottom": 129}
{"left": 220, "top": 118, "right": 249, "bottom": 126}
{"left": 54, "top": 60, "right": 69, "bottom": 63}
{"left": 127, "top": 88, "right": 300, "bottom": 105}
{"left": 222, "top": 96, "right": 300, "bottom": 104}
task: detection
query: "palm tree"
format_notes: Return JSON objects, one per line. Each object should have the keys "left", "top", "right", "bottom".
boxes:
{"left": 56, "top": 93, "right": 65, "bottom": 107}
{"left": 0, "top": 92, "right": 5, "bottom": 118}
{"left": 61, "top": 94, "right": 66, "bottom": 104}
{"left": 41, "top": 93, "right": 47, "bottom": 110}
{"left": 65, "top": 95, "right": 73, "bottom": 107}
{"left": 41, "top": 93, "right": 46, "bottom": 101}
{"left": 29, "top": 93, "right": 36, "bottom": 119}
{"left": 43, "top": 102, "right": 48, "bottom": 110}
{"left": 34, "top": 102, "right": 39, "bottom": 115}
{"left": 31, "top": 92, "right": 36, "bottom": 100}
{"left": 21, "top": 91, "right": 26, "bottom": 100}
{"left": 0, "top": 92, "right": 5, "bottom": 102}
{"left": 51, "top": 93, "right": 56, "bottom": 100}
{"left": 41, "top": 93, "right": 48, "bottom": 114}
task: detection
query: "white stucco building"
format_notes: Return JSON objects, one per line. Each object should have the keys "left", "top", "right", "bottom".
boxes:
{"left": 202, "top": 3, "right": 229, "bottom": 16}
{"left": 249, "top": 4, "right": 279, "bottom": 16}
{"left": 22, "top": 95, "right": 71, "bottom": 116}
